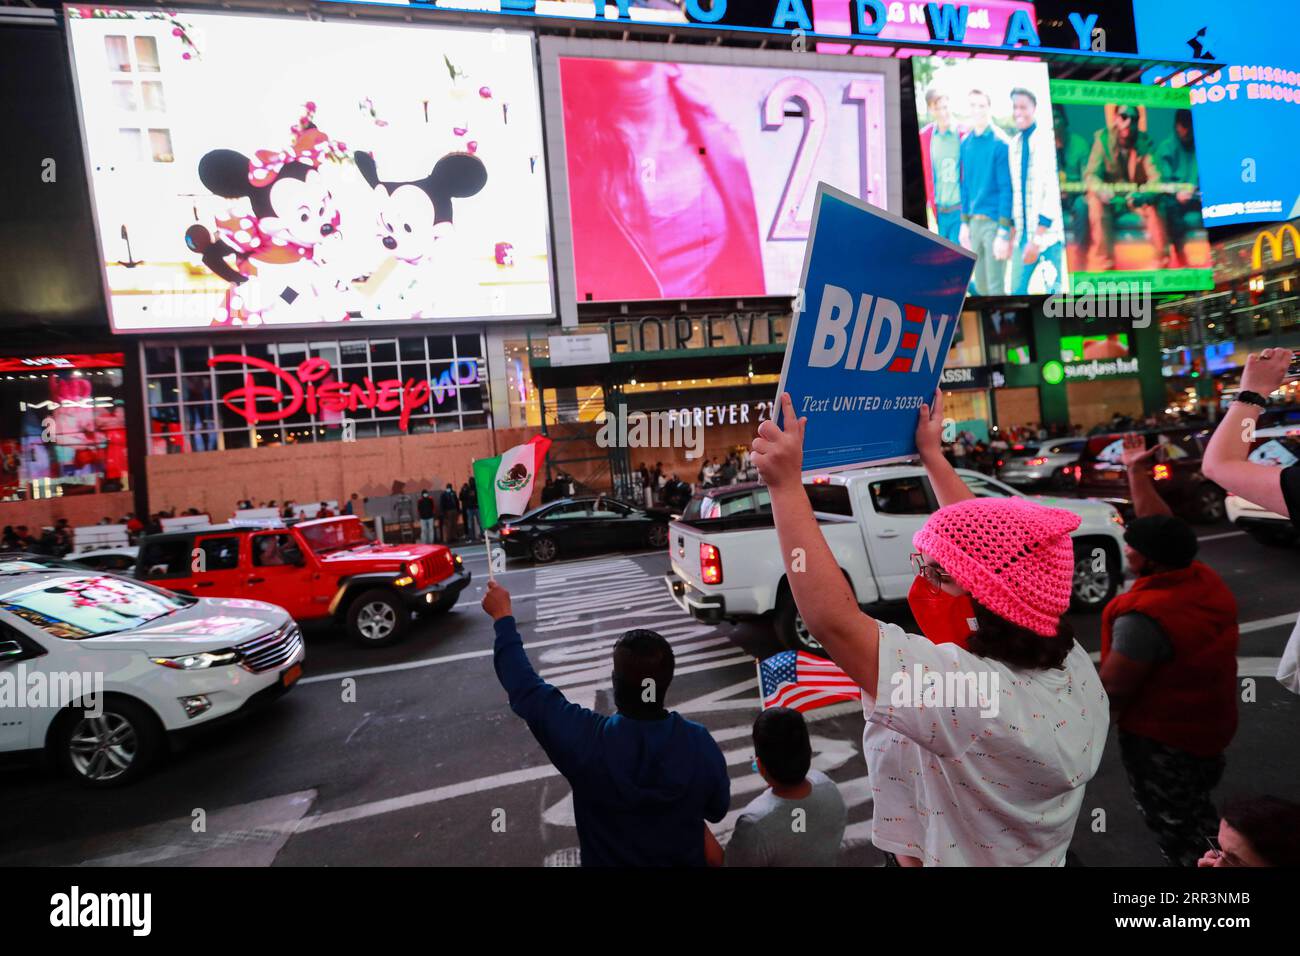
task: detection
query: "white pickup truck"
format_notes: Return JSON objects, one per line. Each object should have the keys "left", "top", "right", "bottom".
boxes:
{"left": 665, "top": 465, "right": 1128, "bottom": 655}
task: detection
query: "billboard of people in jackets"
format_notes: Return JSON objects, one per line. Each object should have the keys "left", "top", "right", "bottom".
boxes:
{"left": 1050, "top": 79, "right": 1215, "bottom": 292}
{"left": 913, "top": 57, "right": 1067, "bottom": 297}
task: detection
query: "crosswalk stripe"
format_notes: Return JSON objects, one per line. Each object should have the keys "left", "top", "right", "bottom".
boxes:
{"left": 535, "top": 605, "right": 684, "bottom": 633}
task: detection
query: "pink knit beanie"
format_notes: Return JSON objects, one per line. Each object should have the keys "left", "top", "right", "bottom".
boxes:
{"left": 912, "top": 497, "right": 1081, "bottom": 637}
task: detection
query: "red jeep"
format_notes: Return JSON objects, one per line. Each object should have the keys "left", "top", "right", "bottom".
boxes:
{"left": 135, "top": 516, "right": 471, "bottom": 647}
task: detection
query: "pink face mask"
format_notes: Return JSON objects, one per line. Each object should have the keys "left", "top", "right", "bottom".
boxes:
{"left": 907, "top": 576, "right": 979, "bottom": 649}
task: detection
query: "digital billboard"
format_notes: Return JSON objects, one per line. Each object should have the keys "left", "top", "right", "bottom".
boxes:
{"left": 0, "top": 354, "right": 127, "bottom": 501}
{"left": 911, "top": 57, "right": 1067, "bottom": 297}
{"left": 1051, "top": 80, "right": 1214, "bottom": 293}
{"left": 1133, "top": 0, "right": 1300, "bottom": 227}
{"left": 982, "top": 307, "right": 1033, "bottom": 365}
{"left": 64, "top": 7, "right": 554, "bottom": 332}
{"left": 1060, "top": 333, "right": 1129, "bottom": 362}
{"left": 550, "top": 49, "right": 898, "bottom": 303}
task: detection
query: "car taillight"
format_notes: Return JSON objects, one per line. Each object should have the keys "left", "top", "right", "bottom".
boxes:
{"left": 1072, "top": 465, "right": 1082, "bottom": 481}
{"left": 700, "top": 542, "right": 723, "bottom": 585}
{"left": 1029, "top": 457, "right": 1049, "bottom": 466}
{"left": 810, "top": 475, "right": 830, "bottom": 485}
{"left": 1153, "top": 464, "right": 1171, "bottom": 481}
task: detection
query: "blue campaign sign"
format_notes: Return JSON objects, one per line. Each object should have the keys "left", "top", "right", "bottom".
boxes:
{"left": 776, "top": 183, "right": 976, "bottom": 473}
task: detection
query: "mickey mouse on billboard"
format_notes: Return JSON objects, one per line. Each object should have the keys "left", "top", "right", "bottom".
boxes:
{"left": 187, "top": 105, "right": 489, "bottom": 325}
{"left": 186, "top": 105, "right": 351, "bottom": 325}
{"left": 353, "top": 149, "right": 488, "bottom": 319}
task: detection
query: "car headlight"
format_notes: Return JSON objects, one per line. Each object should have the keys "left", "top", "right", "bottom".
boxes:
{"left": 151, "top": 649, "right": 239, "bottom": 670}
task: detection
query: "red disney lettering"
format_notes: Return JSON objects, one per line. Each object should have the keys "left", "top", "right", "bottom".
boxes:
{"left": 210, "top": 353, "right": 305, "bottom": 423}
{"left": 210, "top": 355, "right": 479, "bottom": 431}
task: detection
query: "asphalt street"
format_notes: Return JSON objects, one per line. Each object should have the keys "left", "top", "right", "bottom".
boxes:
{"left": 1, "top": 521, "right": 1297, "bottom": 867}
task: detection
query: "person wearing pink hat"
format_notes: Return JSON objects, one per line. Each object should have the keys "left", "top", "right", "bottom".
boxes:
{"left": 751, "top": 390, "right": 1109, "bottom": 866}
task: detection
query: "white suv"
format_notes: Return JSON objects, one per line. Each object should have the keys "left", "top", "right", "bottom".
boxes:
{"left": 1225, "top": 426, "right": 1300, "bottom": 545}
{"left": 0, "top": 560, "right": 304, "bottom": 787}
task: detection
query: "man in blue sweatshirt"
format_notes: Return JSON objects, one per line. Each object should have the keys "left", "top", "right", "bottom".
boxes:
{"left": 958, "top": 88, "right": 1013, "bottom": 295}
{"left": 483, "top": 580, "right": 731, "bottom": 866}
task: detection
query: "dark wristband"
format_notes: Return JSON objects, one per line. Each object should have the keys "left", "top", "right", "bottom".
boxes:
{"left": 1234, "top": 390, "right": 1268, "bottom": 408}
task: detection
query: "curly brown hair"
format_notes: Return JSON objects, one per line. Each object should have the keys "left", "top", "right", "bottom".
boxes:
{"left": 965, "top": 599, "right": 1075, "bottom": 670}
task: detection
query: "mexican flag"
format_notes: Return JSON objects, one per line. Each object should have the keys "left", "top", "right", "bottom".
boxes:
{"left": 472, "top": 436, "right": 552, "bottom": 530}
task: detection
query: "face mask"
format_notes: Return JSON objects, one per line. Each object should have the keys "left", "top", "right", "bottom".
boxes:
{"left": 907, "top": 576, "right": 979, "bottom": 649}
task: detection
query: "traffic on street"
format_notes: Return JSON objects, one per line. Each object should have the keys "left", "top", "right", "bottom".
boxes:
{"left": 2, "top": 510, "right": 1296, "bottom": 868}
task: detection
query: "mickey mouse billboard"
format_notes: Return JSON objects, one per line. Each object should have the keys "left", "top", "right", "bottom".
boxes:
{"left": 65, "top": 7, "right": 554, "bottom": 331}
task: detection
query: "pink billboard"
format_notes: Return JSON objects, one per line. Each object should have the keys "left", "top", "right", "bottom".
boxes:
{"left": 556, "top": 57, "right": 892, "bottom": 302}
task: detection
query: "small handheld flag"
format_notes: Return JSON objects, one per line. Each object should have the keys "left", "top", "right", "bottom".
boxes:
{"left": 757, "top": 650, "right": 861, "bottom": 713}
{"left": 472, "top": 436, "right": 551, "bottom": 579}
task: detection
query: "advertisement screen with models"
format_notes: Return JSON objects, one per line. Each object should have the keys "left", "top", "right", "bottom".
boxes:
{"left": 556, "top": 55, "right": 894, "bottom": 302}
{"left": 912, "top": 56, "right": 1066, "bottom": 298}
{"left": 64, "top": 7, "right": 553, "bottom": 331}
{"left": 1051, "top": 80, "right": 1215, "bottom": 292}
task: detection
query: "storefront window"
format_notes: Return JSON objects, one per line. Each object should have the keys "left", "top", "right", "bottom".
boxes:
{"left": 982, "top": 307, "right": 1034, "bottom": 366}
{"left": 0, "top": 356, "right": 129, "bottom": 502}
{"left": 942, "top": 389, "right": 991, "bottom": 442}
{"left": 143, "top": 333, "right": 487, "bottom": 454}
{"left": 503, "top": 338, "right": 540, "bottom": 428}
{"left": 949, "top": 310, "right": 985, "bottom": 368}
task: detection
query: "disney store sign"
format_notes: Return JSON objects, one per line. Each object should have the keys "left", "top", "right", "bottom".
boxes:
{"left": 211, "top": 354, "right": 479, "bottom": 431}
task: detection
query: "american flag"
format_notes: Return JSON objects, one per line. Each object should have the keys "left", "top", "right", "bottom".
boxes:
{"left": 758, "top": 651, "right": 861, "bottom": 713}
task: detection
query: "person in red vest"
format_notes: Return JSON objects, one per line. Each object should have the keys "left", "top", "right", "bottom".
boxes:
{"left": 1100, "top": 433, "right": 1239, "bottom": 866}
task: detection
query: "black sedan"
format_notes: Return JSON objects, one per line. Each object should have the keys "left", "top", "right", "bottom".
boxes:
{"left": 495, "top": 497, "right": 672, "bottom": 563}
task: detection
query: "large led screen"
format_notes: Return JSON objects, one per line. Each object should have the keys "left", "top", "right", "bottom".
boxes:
{"left": 555, "top": 55, "right": 894, "bottom": 302}
{"left": 1051, "top": 80, "right": 1214, "bottom": 292}
{"left": 65, "top": 7, "right": 553, "bottom": 331}
{"left": 1134, "top": 0, "right": 1300, "bottom": 227}
{"left": 912, "top": 57, "right": 1066, "bottom": 297}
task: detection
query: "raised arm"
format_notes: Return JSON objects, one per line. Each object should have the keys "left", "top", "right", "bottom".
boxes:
{"left": 1120, "top": 432, "right": 1173, "bottom": 518}
{"left": 752, "top": 394, "right": 880, "bottom": 696}
{"left": 917, "top": 388, "right": 975, "bottom": 508}
{"left": 1202, "top": 348, "right": 1291, "bottom": 516}
{"left": 482, "top": 582, "right": 599, "bottom": 776}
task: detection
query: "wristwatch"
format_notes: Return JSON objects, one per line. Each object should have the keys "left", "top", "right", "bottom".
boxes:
{"left": 1235, "top": 390, "right": 1268, "bottom": 408}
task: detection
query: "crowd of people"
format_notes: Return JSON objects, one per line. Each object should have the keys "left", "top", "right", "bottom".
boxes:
{"left": 479, "top": 347, "right": 1300, "bottom": 867}
{"left": 416, "top": 480, "right": 481, "bottom": 546}
{"left": 940, "top": 407, "right": 1218, "bottom": 475}
{"left": 2, "top": 512, "right": 152, "bottom": 556}
{"left": 627, "top": 453, "right": 755, "bottom": 512}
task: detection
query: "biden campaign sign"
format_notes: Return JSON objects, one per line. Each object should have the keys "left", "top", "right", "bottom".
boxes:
{"left": 776, "top": 184, "right": 976, "bottom": 473}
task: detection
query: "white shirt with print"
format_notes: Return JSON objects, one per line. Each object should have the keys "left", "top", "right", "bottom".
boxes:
{"left": 863, "top": 621, "right": 1109, "bottom": 866}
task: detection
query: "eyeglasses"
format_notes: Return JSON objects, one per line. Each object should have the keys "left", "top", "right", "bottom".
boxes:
{"left": 1204, "top": 835, "right": 1245, "bottom": 867}
{"left": 910, "top": 552, "right": 955, "bottom": 589}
